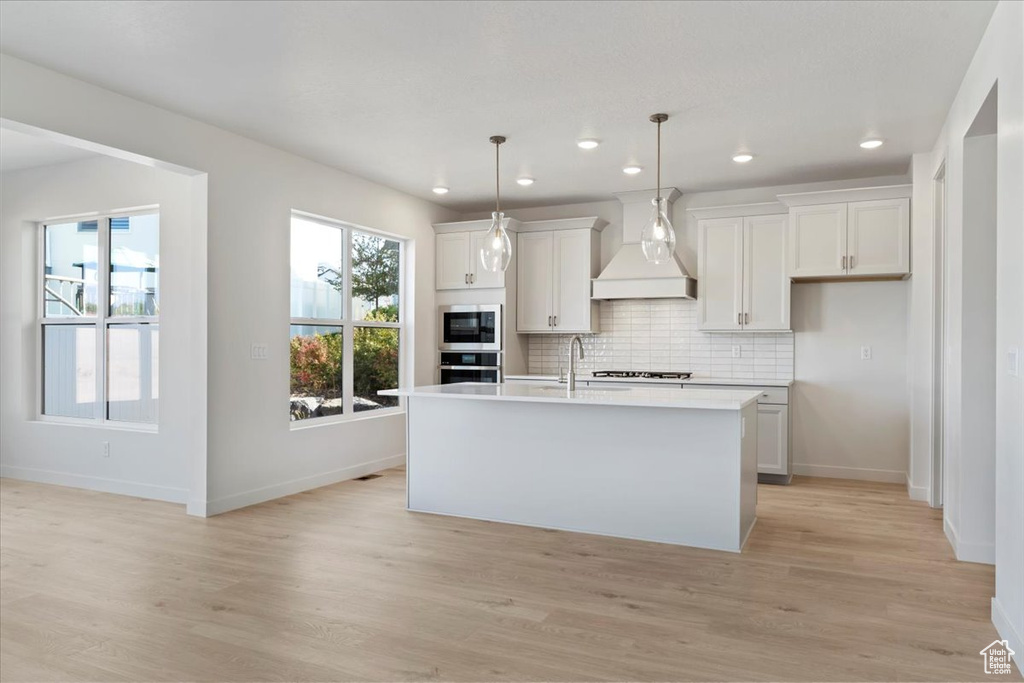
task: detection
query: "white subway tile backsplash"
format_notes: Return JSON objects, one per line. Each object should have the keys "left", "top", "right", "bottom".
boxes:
{"left": 526, "top": 299, "right": 795, "bottom": 381}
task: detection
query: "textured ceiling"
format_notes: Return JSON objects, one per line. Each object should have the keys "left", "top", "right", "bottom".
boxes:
{"left": 0, "top": 0, "right": 996, "bottom": 211}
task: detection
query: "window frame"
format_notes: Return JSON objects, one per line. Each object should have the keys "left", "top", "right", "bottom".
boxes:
{"left": 37, "top": 207, "right": 160, "bottom": 431}
{"left": 289, "top": 210, "right": 406, "bottom": 428}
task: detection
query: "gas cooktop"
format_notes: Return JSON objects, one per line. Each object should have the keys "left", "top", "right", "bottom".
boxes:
{"left": 591, "top": 370, "right": 692, "bottom": 380}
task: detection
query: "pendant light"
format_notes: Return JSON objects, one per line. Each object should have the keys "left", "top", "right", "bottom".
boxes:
{"left": 641, "top": 113, "right": 676, "bottom": 264}
{"left": 480, "top": 135, "right": 512, "bottom": 273}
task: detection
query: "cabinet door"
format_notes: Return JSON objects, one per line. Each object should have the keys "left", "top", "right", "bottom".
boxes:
{"left": 847, "top": 198, "right": 910, "bottom": 276}
{"left": 468, "top": 231, "right": 506, "bottom": 289}
{"left": 756, "top": 404, "right": 789, "bottom": 475}
{"left": 436, "top": 232, "right": 469, "bottom": 290}
{"left": 788, "top": 204, "right": 847, "bottom": 278}
{"left": 516, "top": 231, "right": 554, "bottom": 332}
{"left": 743, "top": 215, "right": 790, "bottom": 330}
{"left": 697, "top": 217, "right": 743, "bottom": 330}
{"left": 552, "top": 229, "right": 594, "bottom": 332}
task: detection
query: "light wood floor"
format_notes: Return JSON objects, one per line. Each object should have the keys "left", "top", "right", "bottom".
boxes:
{"left": 1, "top": 470, "right": 1017, "bottom": 682}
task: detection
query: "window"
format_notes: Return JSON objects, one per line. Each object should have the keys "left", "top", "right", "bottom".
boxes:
{"left": 40, "top": 212, "right": 159, "bottom": 425}
{"left": 289, "top": 213, "right": 403, "bottom": 423}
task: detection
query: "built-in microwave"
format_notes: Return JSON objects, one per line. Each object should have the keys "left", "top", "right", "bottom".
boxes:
{"left": 438, "top": 304, "right": 502, "bottom": 351}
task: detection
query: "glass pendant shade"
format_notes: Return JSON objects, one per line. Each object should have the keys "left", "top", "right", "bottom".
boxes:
{"left": 640, "top": 197, "right": 676, "bottom": 264}
{"left": 480, "top": 211, "right": 512, "bottom": 273}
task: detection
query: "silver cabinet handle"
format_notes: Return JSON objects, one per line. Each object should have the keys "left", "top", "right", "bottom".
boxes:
{"left": 464, "top": 273, "right": 469, "bottom": 284}
{"left": 745, "top": 312, "right": 750, "bottom": 324}
{"left": 553, "top": 316, "right": 558, "bottom": 327}
{"left": 547, "top": 315, "right": 552, "bottom": 326}
{"left": 738, "top": 312, "right": 742, "bottom": 325}
{"left": 470, "top": 273, "right": 475, "bottom": 284}
{"left": 848, "top": 255, "right": 855, "bottom": 269}
{"left": 841, "top": 255, "right": 846, "bottom": 271}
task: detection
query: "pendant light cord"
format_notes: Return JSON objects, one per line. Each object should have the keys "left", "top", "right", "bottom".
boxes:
{"left": 495, "top": 140, "right": 501, "bottom": 213}
{"left": 656, "top": 118, "right": 662, "bottom": 203}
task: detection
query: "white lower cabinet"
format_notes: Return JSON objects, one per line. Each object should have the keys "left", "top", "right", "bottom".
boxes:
{"left": 686, "top": 384, "right": 792, "bottom": 482}
{"left": 755, "top": 404, "right": 789, "bottom": 476}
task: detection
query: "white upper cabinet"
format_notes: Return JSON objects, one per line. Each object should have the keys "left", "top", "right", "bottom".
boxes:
{"left": 697, "top": 217, "right": 744, "bottom": 330}
{"left": 517, "top": 225, "right": 600, "bottom": 333}
{"left": 698, "top": 214, "right": 790, "bottom": 331}
{"left": 788, "top": 203, "right": 848, "bottom": 278}
{"left": 847, "top": 199, "right": 910, "bottom": 276}
{"left": 744, "top": 214, "right": 790, "bottom": 330}
{"left": 780, "top": 187, "right": 911, "bottom": 280}
{"left": 516, "top": 231, "right": 554, "bottom": 332}
{"left": 435, "top": 229, "right": 507, "bottom": 290}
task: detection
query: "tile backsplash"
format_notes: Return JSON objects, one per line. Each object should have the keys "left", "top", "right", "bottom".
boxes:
{"left": 527, "top": 299, "right": 794, "bottom": 381}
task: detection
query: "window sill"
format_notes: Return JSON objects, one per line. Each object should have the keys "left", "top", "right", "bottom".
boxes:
{"left": 32, "top": 416, "right": 159, "bottom": 434}
{"left": 289, "top": 406, "right": 405, "bottom": 431}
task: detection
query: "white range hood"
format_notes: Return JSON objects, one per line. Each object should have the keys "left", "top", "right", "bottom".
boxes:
{"left": 592, "top": 188, "right": 697, "bottom": 300}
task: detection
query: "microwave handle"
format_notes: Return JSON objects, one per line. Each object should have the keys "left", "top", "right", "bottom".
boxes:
{"left": 438, "top": 365, "right": 503, "bottom": 370}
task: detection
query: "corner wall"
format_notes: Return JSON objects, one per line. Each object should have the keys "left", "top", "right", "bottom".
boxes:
{"left": 1, "top": 155, "right": 196, "bottom": 501}
{"left": 907, "top": 0, "right": 1023, "bottom": 660}
{"left": 0, "top": 54, "right": 459, "bottom": 515}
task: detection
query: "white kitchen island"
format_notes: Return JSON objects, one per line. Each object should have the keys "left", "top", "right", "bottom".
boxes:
{"left": 380, "top": 382, "right": 761, "bottom": 552}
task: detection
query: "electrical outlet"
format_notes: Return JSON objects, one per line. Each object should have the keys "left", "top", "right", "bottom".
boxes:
{"left": 102, "top": 441, "right": 110, "bottom": 458}
{"left": 861, "top": 346, "right": 872, "bottom": 360}
{"left": 250, "top": 343, "right": 268, "bottom": 360}
{"left": 732, "top": 345, "right": 741, "bottom": 359}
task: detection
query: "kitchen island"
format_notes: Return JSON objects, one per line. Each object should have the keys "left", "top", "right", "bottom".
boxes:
{"left": 379, "top": 382, "right": 761, "bottom": 552}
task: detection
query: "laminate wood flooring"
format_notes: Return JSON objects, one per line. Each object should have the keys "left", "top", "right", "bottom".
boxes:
{"left": 1, "top": 471, "right": 1017, "bottom": 682}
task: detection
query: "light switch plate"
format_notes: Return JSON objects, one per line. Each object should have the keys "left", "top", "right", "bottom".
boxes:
{"left": 861, "top": 346, "right": 872, "bottom": 360}
{"left": 250, "top": 343, "right": 268, "bottom": 360}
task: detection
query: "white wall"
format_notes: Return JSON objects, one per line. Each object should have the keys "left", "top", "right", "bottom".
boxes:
{"left": 1, "top": 155, "right": 195, "bottom": 501}
{"left": 0, "top": 54, "right": 458, "bottom": 515}
{"left": 791, "top": 281, "right": 909, "bottom": 482}
{"left": 906, "top": 0, "right": 1024, "bottom": 661}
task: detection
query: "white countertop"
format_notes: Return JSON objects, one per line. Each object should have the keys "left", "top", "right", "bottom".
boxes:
{"left": 505, "top": 373, "right": 794, "bottom": 387}
{"left": 381, "top": 383, "right": 762, "bottom": 410}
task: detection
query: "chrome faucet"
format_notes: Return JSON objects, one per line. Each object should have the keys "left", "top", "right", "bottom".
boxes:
{"left": 568, "top": 335, "right": 585, "bottom": 391}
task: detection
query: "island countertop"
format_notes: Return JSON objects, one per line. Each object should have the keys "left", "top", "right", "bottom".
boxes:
{"left": 380, "top": 382, "right": 761, "bottom": 410}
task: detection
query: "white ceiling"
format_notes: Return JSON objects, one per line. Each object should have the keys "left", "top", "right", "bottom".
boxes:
{"left": 0, "top": 128, "right": 98, "bottom": 173}
{"left": 0, "top": 1, "right": 996, "bottom": 211}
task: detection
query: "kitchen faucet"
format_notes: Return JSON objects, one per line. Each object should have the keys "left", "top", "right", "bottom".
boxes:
{"left": 568, "top": 335, "right": 585, "bottom": 391}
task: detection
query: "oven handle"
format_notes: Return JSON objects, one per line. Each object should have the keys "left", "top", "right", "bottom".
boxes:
{"left": 438, "top": 365, "right": 503, "bottom": 370}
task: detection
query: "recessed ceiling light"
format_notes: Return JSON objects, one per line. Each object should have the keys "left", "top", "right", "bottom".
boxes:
{"left": 577, "top": 139, "right": 600, "bottom": 150}
{"left": 860, "top": 138, "right": 884, "bottom": 149}
{"left": 732, "top": 153, "right": 754, "bottom": 163}
{"left": 623, "top": 165, "right": 643, "bottom": 175}
{"left": 516, "top": 177, "right": 535, "bottom": 186}
{"left": 432, "top": 186, "right": 449, "bottom": 195}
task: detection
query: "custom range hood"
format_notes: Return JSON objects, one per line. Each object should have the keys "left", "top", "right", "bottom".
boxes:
{"left": 592, "top": 188, "right": 697, "bottom": 300}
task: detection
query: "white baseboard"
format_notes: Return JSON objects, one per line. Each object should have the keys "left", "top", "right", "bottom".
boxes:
{"left": 205, "top": 454, "right": 405, "bottom": 516}
{"left": 0, "top": 464, "right": 188, "bottom": 504}
{"left": 992, "top": 597, "right": 1024, "bottom": 670}
{"left": 906, "top": 474, "right": 929, "bottom": 501}
{"left": 792, "top": 463, "right": 906, "bottom": 483}
{"left": 944, "top": 516, "right": 995, "bottom": 565}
